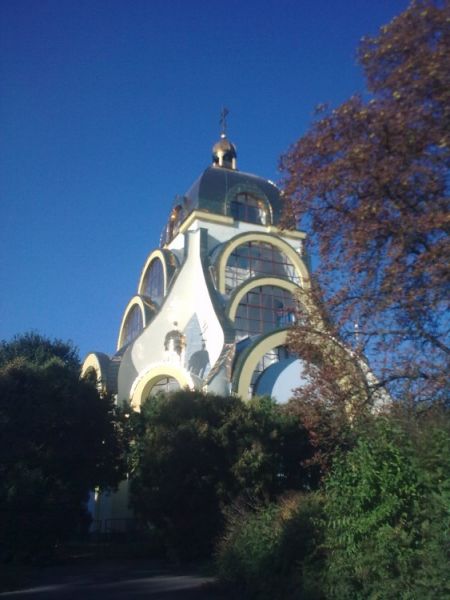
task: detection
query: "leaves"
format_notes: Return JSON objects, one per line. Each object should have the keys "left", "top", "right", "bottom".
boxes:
{"left": 0, "top": 334, "right": 125, "bottom": 561}
{"left": 281, "top": 0, "right": 450, "bottom": 404}
{"left": 128, "top": 391, "right": 313, "bottom": 559}
{"left": 323, "top": 409, "right": 450, "bottom": 599}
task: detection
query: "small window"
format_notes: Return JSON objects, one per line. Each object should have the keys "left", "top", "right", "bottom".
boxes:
{"left": 230, "top": 192, "right": 268, "bottom": 225}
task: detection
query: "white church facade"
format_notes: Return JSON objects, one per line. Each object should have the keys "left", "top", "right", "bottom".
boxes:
{"left": 81, "top": 132, "right": 312, "bottom": 409}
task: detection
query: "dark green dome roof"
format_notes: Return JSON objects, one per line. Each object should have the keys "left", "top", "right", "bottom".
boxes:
{"left": 183, "top": 165, "right": 283, "bottom": 225}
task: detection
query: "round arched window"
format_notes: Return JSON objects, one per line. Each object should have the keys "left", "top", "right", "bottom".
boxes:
{"left": 234, "top": 285, "right": 298, "bottom": 339}
{"left": 142, "top": 258, "right": 164, "bottom": 305}
{"left": 250, "top": 345, "right": 293, "bottom": 395}
{"left": 146, "top": 376, "right": 180, "bottom": 398}
{"left": 230, "top": 192, "right": 268, "bottom": 225}
{"left": 225, "top": 241, "right": 301, "bottom": 293}
{"left": 121, "top": 304, "right": 144, "bottom": 347}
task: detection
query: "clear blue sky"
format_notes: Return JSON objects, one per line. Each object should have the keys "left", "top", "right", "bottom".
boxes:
{"left": 1, "top": 0, "right": 408, "bottom": 360}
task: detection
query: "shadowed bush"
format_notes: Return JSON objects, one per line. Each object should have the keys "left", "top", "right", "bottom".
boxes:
{"left": 216, "top": 492, "right": 325, "bottom": 599}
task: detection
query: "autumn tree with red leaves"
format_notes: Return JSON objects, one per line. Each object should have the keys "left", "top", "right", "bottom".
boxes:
{"left": 281, "top": 0, "right": 449, "bottom": 462}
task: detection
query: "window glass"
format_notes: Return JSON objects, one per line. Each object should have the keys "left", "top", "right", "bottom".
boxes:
{"left": 121, "top": 304, "right": 143, "bottom": 347}
{"left": 147, "top": 376, "right": 180, "bottom": 398}
{"left": 143, "top": 258, "right": 164, "bottom": 305}
{"left": 225, "top": 241, "right": 300, "bottom": 293}
{"left": 230, "top": 192, "right": 268, "bottom": 225}
{"left": 235, "top": 285, "right": 298, "bottom": 340}
{"left": 250, "top": 346, "right": 293, "bottom": 395}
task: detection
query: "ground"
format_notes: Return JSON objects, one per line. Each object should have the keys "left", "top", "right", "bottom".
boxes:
{"left": 0, "top": 560, "right": 232, "bottom": 599}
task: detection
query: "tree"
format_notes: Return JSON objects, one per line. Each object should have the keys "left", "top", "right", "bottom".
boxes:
{"left": 323, "top": 409, "right": 450, "bottom": 599}
{"left": 0, "top": 331, "right": 79, "bottom": 373}
{"left": 129, "top": 391, "right": 313, "bottom": 560}
{"left": 0, "top": 333, "right": 125, "bottom": 562}
{"left": 281, "top": 0, "right": 450, "bottom": 405}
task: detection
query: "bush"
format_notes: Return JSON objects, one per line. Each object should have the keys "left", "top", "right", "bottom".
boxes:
{"left": 323, "top": 409, "right": 450, "bottom": 599}
{"left": 0, "top": 334, "right": 125, "bottom": 563}
{"left": 216, "top": 492, "right": 325, "bottom": 599}
{"left": 129, "top": 392, "right": 313, "bottom": 561}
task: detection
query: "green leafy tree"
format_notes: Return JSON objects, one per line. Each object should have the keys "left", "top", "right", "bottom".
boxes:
{"left": 0, "top": 332, "right": 79, "bottom": 372}
{"left": 282, "top": 0, "right": 450, "bottom": 404}
{"left": 323, "top": 410, "right": 450, "bottom": 599}
{"left": 129, "top": 391, "right": 312, "bottom": 560}
{"left": 0, "top": 333, "right": 125, "bottom": 562}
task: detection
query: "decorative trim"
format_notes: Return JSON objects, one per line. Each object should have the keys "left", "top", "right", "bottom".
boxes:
{"left": 177, "top": 210, "right": 234, "bottom": 234}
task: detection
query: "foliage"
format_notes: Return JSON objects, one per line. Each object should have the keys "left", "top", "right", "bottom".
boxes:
{"left": 285, "top": 328, "right": 372, "bottom": 473}
{"left": 323, "top": 408, "right": 450, "bottom": 599}
{"left": 128, "top": 391, "right": 313, "bottom": 560}
{"left": 216, "top": 492, "right": 325, "bottom": 600}
{"left": 216, "top": 406, "right": 450, "bottom": 599}
{"left": 282, "top": 0, "right": 450, "bottom": 405}
{"left": 0, "top": 333, "right": 125, "bottom": 562}
{"left": 0, "top": 332, "right": 80, "bottom": 373}
{"left": 226, "top": 395, "right": 317, "bottom": 498}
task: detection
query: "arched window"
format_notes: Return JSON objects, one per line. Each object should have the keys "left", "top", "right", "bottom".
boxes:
{"left": 142, "top": 258, "right": 164, "bottom": 305}
{"left": 225, "top": 241, "right": 301, "bottom": 293}
{"left": 230, "top": 192, "right": 268, "bottom": 225}
{"left": 234, "top": 285, "right": 298, "bottom": 340}
{"left": 121, "top": 304, "right": 143, "bottom": 347}
{"left": 146, "top": 376, "right": 180, "bottom": 398}
{"left": 250, "top": 345, "right": 293, "bottom": 395}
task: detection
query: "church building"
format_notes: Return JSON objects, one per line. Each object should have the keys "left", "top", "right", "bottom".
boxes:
{"left": 81, "top": 130, "right": 312, "bottom": 408}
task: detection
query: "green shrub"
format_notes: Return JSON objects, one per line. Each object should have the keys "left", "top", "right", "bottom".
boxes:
{"left": 129, "top": 392, "right": 313, "bottom": 561}
{"left": 216, "top": 492, "right": 325, "bottom": 599}
{"left": 323, "top": 411, "right": 450, "bottom": 599}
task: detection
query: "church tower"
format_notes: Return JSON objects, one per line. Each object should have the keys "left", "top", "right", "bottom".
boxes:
{"left": 81, "top": 127, "right": 311, "bottom": 407}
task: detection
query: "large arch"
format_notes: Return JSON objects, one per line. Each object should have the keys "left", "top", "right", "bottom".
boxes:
{"left": 80, "top": 352, "right": 111, "bottom": 396}
{"left": 227, "top": 276, "right": 313, "bottom": 323}
{"left": 117, "top": 296, "right": 156, "bottom": 350}
{"left": 232, "top": 329, "right": 292, "bottom": 400}
{"left": 130, "top": 364, "right": 194, "bottom": 410}
{"left": 137, "top": 249, "right": 178, "bottom": 299}
{"left": 215, "top": 232, "right": 309, "bottom": 294}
